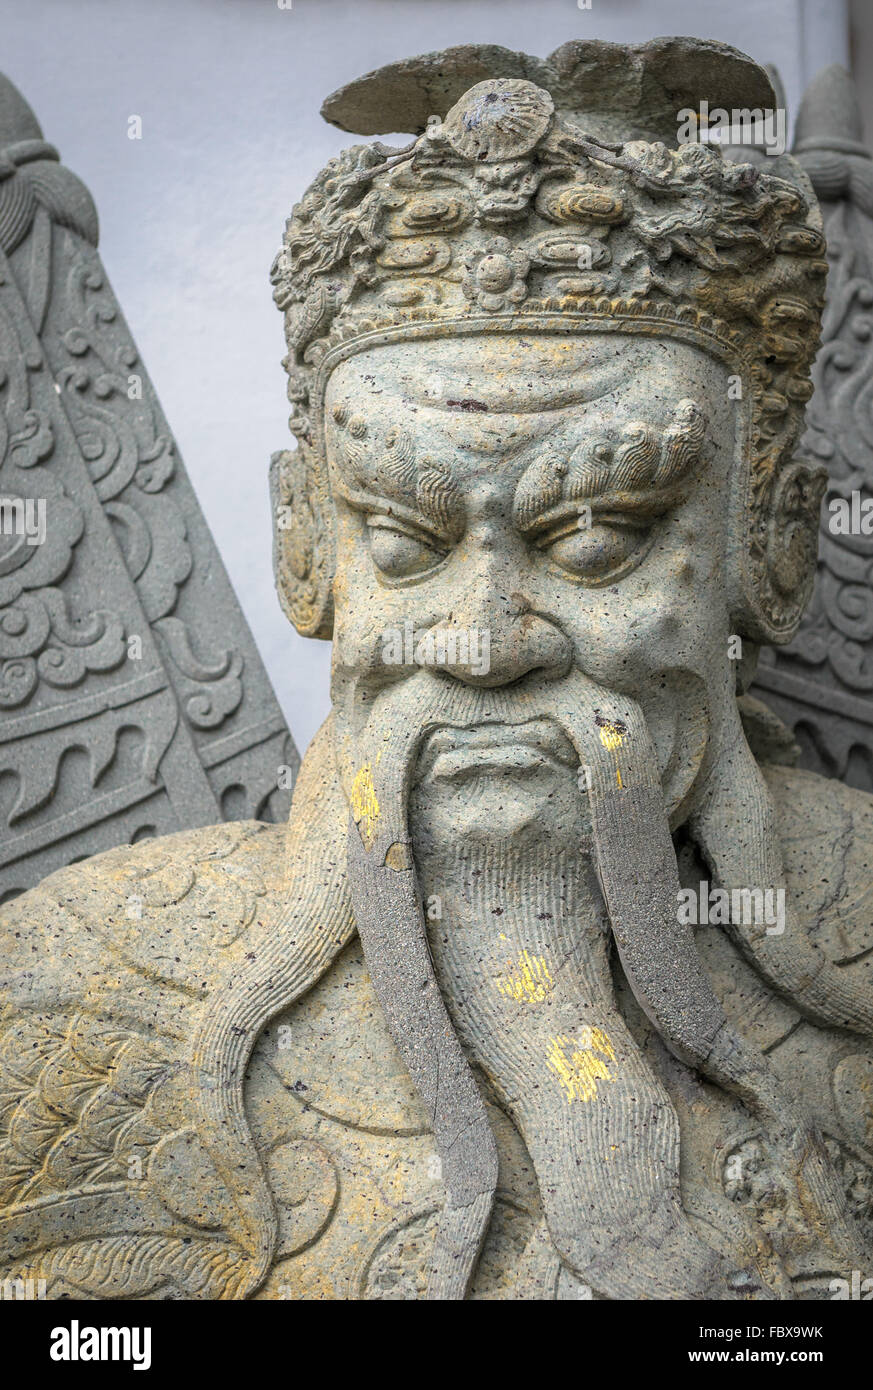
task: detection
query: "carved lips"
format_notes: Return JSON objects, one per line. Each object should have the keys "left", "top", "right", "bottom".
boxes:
{"left": 417, "top": 717, "right": 578, "bottom": 781}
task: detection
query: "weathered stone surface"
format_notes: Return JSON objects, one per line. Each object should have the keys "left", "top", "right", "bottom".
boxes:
{"left": 2, "top": 36, "right": 873, "bottom": 1300}
{"left": 320, "top": 37, "right": 774, "bottom": 144}
{"left": 0, "top": 73, "right": 298, "bottom": 905}
{"left": 750, "top": 65, "right": 873, "bottom": 792}
{"left": 0, "top": 762, "right": 870, "bottom": 1298}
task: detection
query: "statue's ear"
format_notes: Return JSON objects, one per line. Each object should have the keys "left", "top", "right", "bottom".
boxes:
{"left": 269, "top": 446, "right": 334, "bottom": 640}
{"left": 735, "top": 454, "right": 827, "bottom": 645}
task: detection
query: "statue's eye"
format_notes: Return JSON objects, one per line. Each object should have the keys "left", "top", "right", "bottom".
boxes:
{"left": 543, "top": 518, "right": 651, "bottom": 583}
{"left": 367, "top": 519, "right": 446, "bottom": 579}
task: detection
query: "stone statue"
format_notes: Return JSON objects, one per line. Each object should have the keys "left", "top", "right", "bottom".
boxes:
{"left": 748, "top": 64, "right": 873, "bottom": 791}
{"left": 2, "top": 37, "right": 873, "bottom": 1301}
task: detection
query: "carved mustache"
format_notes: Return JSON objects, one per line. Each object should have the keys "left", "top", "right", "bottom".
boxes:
{"left": 417, "top": 717, "right": 579, "bottom": 780}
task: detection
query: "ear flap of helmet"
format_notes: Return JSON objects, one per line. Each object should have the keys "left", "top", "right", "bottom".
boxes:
{"left": 729, "top": 152, "right": 827, "bottom": 647}
{"left": 270, "top": 444, "right": 334, "bottom": 640}
{"left": 735, "top": 452, "right": 827, "bottom": 645}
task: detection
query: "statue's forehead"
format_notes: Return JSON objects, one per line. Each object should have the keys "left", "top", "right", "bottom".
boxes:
{"left": 325, "top": 332, "right": 722, "bottom": 491}
{"left": 325, "top": 332, "right": 720, "bottom": 420}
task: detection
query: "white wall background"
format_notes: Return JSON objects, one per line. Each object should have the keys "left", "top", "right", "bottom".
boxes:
{"left": 0, "top": 0, "right": 853, "bottom": 753}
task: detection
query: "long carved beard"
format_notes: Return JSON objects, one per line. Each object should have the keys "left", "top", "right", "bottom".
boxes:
{"left": 341, "top": 667, "right": 866, "bottom": 1300}
{"left": 413, "top": 835, "right": 733, "bottom": 1299}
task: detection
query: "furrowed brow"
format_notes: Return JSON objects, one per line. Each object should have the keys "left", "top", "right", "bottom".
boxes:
{"left": 513, "top": 400, "right": 707, "bottom": 532}
{"left": 330, "top": 409, "right": 465, "bottom": 537}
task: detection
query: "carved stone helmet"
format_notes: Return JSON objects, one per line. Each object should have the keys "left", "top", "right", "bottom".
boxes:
{"left": 270, "top": 38, "right": 827, "bottom": 647}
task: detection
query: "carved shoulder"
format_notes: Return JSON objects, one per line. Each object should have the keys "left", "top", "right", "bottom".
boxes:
{"left": 0, "top": 821, "right": 291, "bottom": 1298}
{"left": 765, "top": 763, "right": 873, "bottom": 973}
{"left": 1, "top": 820, "right": 288, "bottom": 1018}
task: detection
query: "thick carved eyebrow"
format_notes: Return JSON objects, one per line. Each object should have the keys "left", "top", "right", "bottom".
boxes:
{"left": 329, "top": 406, "right": 465, "bottom": 539}
{"left": 513, "top": 399, "right": 707, "bottom": 534}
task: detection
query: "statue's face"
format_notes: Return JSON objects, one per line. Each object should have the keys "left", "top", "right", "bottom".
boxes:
{"left": 317, "top": 332, "right": 857, "bottom": 1301}
{"left": 325, "top": 332, "right": 738, "bottom": 832}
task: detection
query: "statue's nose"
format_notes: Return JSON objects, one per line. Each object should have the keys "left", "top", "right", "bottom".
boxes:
{"left": 426, "top": 594, "right": 572, "bottom": 689}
